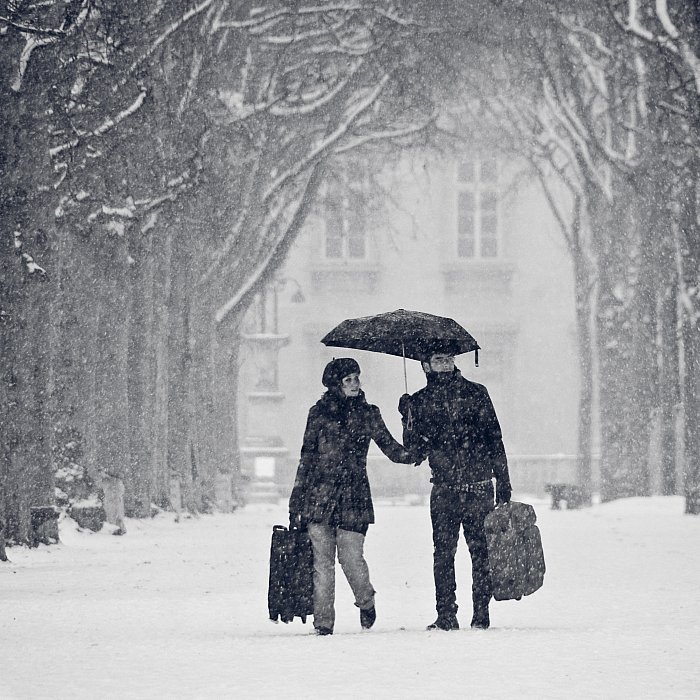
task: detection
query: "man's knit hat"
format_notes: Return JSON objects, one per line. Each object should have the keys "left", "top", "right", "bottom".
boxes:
{"left": 322, "top": 358, "right": 361, "bottom": 388}
{"left": 420, "top": 341, "right": 458, "bottom": 363}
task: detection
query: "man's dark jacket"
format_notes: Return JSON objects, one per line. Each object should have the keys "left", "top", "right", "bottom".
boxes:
{"left": 289, "top": 389, "right": 412, "bottom": 530}
{"left": 401, "top": 369, "right": 510, "bottom": 489}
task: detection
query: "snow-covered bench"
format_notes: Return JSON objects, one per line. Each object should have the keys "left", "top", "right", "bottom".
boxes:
{"left": 544, "top": 483, "right": 585, "bottom": 510}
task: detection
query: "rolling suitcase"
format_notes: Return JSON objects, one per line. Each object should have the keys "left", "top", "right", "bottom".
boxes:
{"left": 268, "top": 524, "right": 314, "bottom": 623}
{"left": 484, "top": 501, "right": 546, "bottom": 601}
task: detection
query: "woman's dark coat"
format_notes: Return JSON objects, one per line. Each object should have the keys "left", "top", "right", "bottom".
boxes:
{"left": 289, "top": 389, "right": 412, "bottom": 531}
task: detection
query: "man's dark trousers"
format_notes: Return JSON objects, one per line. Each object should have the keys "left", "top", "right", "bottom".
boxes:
{"left": 430, "top": 483, "right": 494, "bottom": 617}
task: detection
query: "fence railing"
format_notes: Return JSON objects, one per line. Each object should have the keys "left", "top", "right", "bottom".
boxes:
{"left": 367, "top": 453, "right": 591, "bottom": 500}
{"left": 264, "top": 453, "right": 592, "bottom": 504}
{"left": 508, "top": 454, "right": 581, "bottom": 498}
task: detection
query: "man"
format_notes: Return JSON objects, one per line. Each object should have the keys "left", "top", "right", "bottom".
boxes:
{"left": 399, "top": 345, "right": 511, "bottom": 630}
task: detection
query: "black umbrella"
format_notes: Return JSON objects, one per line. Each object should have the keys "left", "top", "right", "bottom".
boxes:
{"left": 321, "top": 309, "right": 480, "bottom": 392}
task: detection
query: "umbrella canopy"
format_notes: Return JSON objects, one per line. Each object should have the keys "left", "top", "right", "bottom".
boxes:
{"left": 320, "top": 309, "right": 480, "bottom": 362}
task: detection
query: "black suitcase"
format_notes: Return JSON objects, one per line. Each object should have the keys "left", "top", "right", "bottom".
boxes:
{"left": 484, "top": 501, "right": 546, "bottom": 601}
{"left": 268, "top": 525, "right": 314, "bottom": 623}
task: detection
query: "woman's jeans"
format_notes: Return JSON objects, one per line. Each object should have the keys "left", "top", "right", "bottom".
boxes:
{"left": 307, "top": 523, "right": 376, "bottom": 631}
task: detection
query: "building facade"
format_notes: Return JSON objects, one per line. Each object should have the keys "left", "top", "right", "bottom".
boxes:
{"left": 238, "top": 152, "right": 581, "bottom": 502}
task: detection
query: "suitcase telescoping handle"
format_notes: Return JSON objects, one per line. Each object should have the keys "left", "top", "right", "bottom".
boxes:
{"left": 273, "top": 524, "right": 288, "bottom": 532}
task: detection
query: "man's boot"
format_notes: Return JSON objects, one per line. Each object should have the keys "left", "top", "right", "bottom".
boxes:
{"left": 426, "top": 613, "right": 459, "bottom": 631}
{"left": 470, "top": 605, "right": 490, "bottom": 629}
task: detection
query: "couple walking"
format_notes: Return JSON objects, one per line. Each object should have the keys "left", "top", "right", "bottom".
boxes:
{"left": 288, "top": 345, "right": 512, "bottom": 636}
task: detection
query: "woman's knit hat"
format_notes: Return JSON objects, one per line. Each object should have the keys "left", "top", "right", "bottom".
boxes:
{"left": 322, "top": 357, "right": 361, "bottom": 388}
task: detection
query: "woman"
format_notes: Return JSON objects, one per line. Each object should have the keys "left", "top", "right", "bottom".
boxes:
{"left": 289, "top": 357, "right": 414, "bottom": 636}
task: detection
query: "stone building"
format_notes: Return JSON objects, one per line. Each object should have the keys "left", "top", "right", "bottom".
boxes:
{"left": 238, "top": 152, "right": 581, "bottom": 502}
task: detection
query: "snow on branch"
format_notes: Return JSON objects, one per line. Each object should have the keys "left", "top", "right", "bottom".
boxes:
{"left": 333, "top": 116, "right": 436, "bottom": 153}
{"left": 49, "top": 139, "right": 80, "bottom": 158}
{"left": 615, "top": 0, "right": 679, "bottom": 56}
{"left": 178, "top": 48, "right": 204, "bottom": 118}
{"left": 531, "top": 159, "right": 578, "bottom": 254}
{"left": 615, "top": 2, "right": 700, "bottom": 143}
{"left": 543, "top": 80, "right": 589, "bottom": 154}
{"left": 215, "top": 163, "right": 323, "bottom": 324}
{"left": 372, "top": 5, "right": 424, "bottom": 27}
{"left": 214, "top": 7, "right": 288, "bottom": 34}
{"left": 535, "top": 96, "right": 597, "bottom": 196}
{"left": 262, "top": 26, "right": 332, "bottom": 45}
{"left": 658, "top": 99, "right": 689, "bottom": 118}
{"left": 624, "top": 0, "right": 654, "bottom": 41}
{"left": 49, "top": 88, "right": 147, "bottom": 157}
{"left": 559, "top": 17, "right": 613, "bottom": 58}
{"left": 7, "top": 0, "right": 92, "bottom": 91}
{"left": 214, "top": 3, "right": 365, "bottom": 32}
{"left": 140, "top": 211, "right": 159, "bottom": 234}
{"left": 134, "top": 169, "right": 194, "bottom": 212}
{"left": 198, "top": 146, "right": 266, "bottom": 287}
{"left": 488, "top": 93, "right": 586, "bottom": 198}
{"left": 262, "top": 73, "right": 391, "bottom": 203}
{"left": 11, "top": 33, "right": 57, "bottom": 91}
{"left": 561, "top": 34, "right": 642, "bottom": 170}
{"left": 94, "top": 90, "right": 147, "bottom": 136}
{"left": 269, "top": 60, "right": 361, "bottom": 116}
{"left": 115, "top": 0, "right": 215, "bottom": 93}
{"left": 305, "top": 40, "right": 378, "bottom": 56}
{"left": 654, "top": 0, "right": 679, "bottom": 39}
{"left": 0, "top": 16, "right": 63, "bottom": 35}
{"left": 13, "top": 229, "right": 47, "bottom": 277}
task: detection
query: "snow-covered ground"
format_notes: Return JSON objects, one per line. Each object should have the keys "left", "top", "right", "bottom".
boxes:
{"left": 2, "top": 496, "right": 699, "bottom": 699}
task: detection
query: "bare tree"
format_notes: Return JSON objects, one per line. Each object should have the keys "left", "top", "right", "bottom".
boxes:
{"left": 608, "top": 0, "right": 700, "bottom": 511}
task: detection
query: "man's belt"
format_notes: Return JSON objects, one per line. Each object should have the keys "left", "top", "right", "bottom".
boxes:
{"left": 431, "top": 479, "right": 493, "bottom": 494}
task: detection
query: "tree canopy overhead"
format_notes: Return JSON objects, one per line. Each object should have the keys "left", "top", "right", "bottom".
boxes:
{"left": 2, "top": 0, "right": 699, "bottom": 545}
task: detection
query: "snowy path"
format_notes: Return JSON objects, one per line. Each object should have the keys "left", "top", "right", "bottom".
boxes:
{"left": 2, "top": 497, "right": 699, "bottom": 699}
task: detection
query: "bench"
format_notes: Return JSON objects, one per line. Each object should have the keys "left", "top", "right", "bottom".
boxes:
{"left": 30, "top": 506, "right": 60, "bottom": 546}
{"left": 544, "top": 483, "right": 586, "bottom": 510}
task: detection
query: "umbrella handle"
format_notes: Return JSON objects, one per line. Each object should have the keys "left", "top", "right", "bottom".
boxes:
{"left": 402, "top": 341, "right": 408, "bottom": 394}
{"left": 401, "top": 341, "right": 413, "bottom": 430}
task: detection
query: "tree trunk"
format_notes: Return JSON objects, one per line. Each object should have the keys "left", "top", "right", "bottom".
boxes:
{"left": 595, "top": 196, "right": 629, "bottom": 502}
{"left": 629, "top": 195, "right": 659, "bottom": 497}
{"left": 8, "top": 239, "right": 55, "bottom": 543}
{"left": 189, "top": 299, "right": 218, "bottom": 511}
{"left": 682, "top": 310, "right": 700, "bottom": 513}
{"left": 658, "top": 205, "right": 681, "bottom": 496}
{"left": 0, "top": 90, "right": 55, "bottom": 542}
{"left": 166, "top": 229, "right": 195, "bottom": 513}
{"left": 679, "top": 174, "right": 700, "bottom": 514}
{"left": 151, "top": 227, "right": 173, "bottom": 508}
{"left": 213, "top": 316, "right": 243, "bottom": 509}
{"left": 570, "top": 196, "right": 596, "bottom": 503}
{"left": 93, "top": 232, "right": 130, "bottom": 490}
{"left": 0, "top": 213, "right": 20, "bottom": 542}
{"left": 126, "top": 227, "right": 156, "bottom": 517}
{"left": 596, "top": 189, "right": 655, "bottom": 501}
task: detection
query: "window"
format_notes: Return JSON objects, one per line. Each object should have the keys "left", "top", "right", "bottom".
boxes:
{"left": 322, "top": 169, "right": 367, "bottom": 261}
{"left": 456, "top": 157, "right": 500, "bottom": 259}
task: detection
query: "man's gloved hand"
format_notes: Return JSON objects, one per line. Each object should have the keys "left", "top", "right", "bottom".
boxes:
{"left": 496, "top": 480, "right": 512, "bottom": 506}
{"left": 410, "top": 447, "right": 426, "bottom": 467}
{"left": 398, "top": 393, "right": 412, "bottom": 420}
